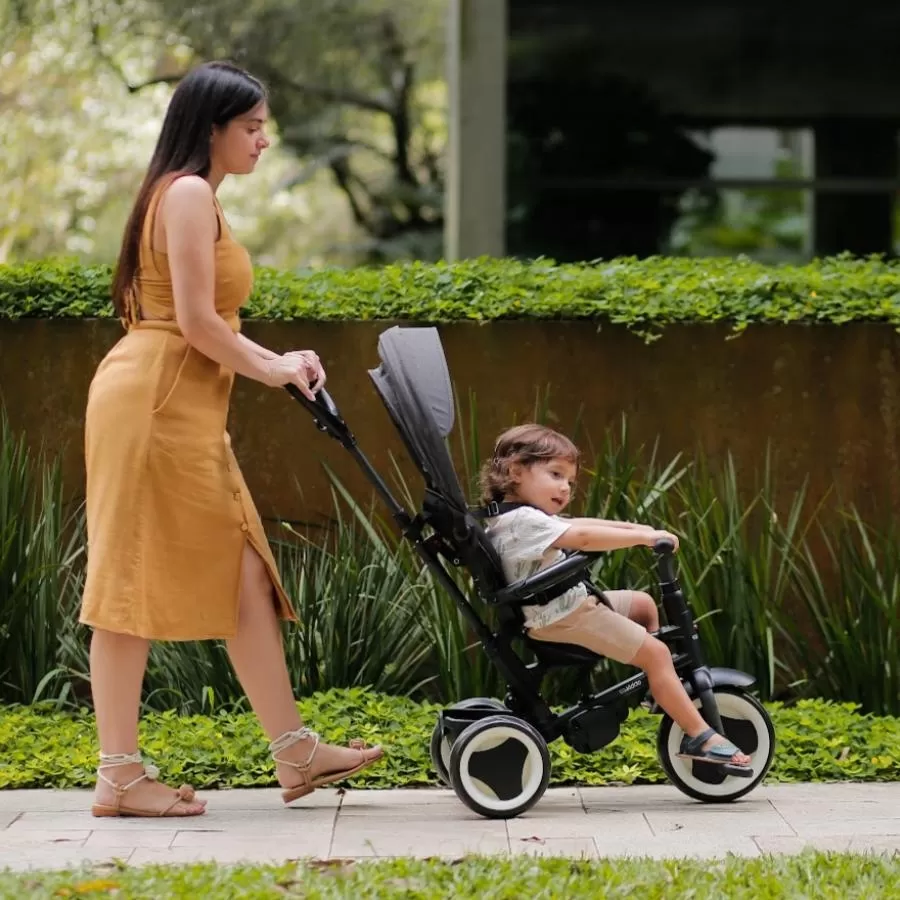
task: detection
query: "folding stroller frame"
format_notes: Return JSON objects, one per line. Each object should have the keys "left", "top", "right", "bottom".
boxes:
{"left": 287, "top": 326, "right": 775, "bottom": 819}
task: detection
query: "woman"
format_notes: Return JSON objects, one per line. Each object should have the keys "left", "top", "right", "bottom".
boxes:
{"left": 81, "top": 61, "right": 383, "bottom": 818}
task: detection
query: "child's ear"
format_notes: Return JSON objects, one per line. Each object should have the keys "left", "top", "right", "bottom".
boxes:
{"left": 508, "top": 462, "right": 522, "bottom": 483}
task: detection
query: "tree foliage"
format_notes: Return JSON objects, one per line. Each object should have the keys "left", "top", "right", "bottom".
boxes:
{"left": 91, "top": 0, "right": 449, "bottom": 262}
{"left": 0, "top": 0, "right": 169, "bottom": 261}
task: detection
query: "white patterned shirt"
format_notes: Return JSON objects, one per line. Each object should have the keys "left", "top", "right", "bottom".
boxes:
{"left": 485, "top": 505, "right": 588, "bottom": 629}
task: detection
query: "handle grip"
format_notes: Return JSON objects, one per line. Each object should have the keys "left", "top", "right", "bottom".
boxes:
{"left": 653, "top": 537, "right": 676, "bottom": 555}
{"left": 284, "top": 384, "right": 353, "bottom": 446}
{"left": 653, "top": 537, "right": 678, "bottom": 583}
{"left": 284, "top": 383, "right": 338, "bottom": 416}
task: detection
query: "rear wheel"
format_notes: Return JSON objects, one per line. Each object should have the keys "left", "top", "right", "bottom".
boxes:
{"left": 657, "top": 687, "right": 775, "bottom": 803}
{"left": 449, "top": 715, "right": 551, "bottom": 819}
{"left": 429, "top": 698, "right": 507, "bottom": 786}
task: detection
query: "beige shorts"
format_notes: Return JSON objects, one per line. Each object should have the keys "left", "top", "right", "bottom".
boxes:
{"left": 528, "top": 591, "right": 647, "bottom": 664}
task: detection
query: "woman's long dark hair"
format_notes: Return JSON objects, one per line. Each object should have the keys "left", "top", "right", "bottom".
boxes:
{"left": 111, "top": 61, "right": 266, "bottom": 319}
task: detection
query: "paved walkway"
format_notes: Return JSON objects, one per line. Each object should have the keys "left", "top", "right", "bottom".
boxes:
{"left": 1, "top": 783, "right": 898, "bottom": 871}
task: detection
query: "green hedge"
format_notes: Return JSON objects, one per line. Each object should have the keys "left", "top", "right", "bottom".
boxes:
{"left": 1, "top": 689, "right": 898, "bottom": 790}
{"left": 2, "top": 255, "right": 900, "bottom": 333}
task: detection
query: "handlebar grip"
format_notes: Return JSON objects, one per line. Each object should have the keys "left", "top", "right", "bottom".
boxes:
{"left": 653, "top": 538, "right": 678, "bottom": 583}
{"left": 654, "top": 537, "right": 676, "bottom": 555}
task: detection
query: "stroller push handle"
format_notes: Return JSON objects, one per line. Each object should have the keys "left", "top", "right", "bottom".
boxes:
{"left": 284, "top": 384, "right": 355, "bottom": 447}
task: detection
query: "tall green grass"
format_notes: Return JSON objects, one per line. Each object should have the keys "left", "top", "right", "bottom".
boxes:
{"left": 662, "top": 451, "right": 811, "bottom": 700}
{"left": 0, "top": 409, "right": 85, "bottom": 707}
{"left": 0, "top": 401, "right": 897, "bottom": 716}
{"left": 782, "top": 508, "right": 900, "bottom": 716}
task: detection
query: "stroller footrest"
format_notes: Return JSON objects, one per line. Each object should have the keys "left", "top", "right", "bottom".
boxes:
{"left": 720, "top": 763, "right": 755, "bottom": 779}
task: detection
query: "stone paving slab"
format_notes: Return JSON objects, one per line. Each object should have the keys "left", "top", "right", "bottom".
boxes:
{"left": 0, "top": 783, "right": 897, "bottom": 871}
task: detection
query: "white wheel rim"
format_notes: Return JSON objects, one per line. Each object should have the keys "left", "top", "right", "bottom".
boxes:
{"left": 458, "top": 726, "right": 545, "bottom": 813}
{"left": 665, "top": 692, "right": 771, "bottom": 798}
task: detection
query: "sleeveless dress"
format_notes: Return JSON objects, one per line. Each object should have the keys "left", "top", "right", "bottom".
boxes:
{"left": 79, "top": 180, "right": 297, "bottom": 640}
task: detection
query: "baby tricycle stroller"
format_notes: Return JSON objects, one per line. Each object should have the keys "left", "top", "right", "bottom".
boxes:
{"left": 288, "top": 326, "right": 775, "bottom": 819}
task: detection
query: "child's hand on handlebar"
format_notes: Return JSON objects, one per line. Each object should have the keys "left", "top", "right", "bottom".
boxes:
{"left": 647, "top": 529, "right": 679, "bottom": 552}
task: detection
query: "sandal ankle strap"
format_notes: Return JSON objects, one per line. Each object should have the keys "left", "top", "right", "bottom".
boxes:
{"left": 97, "top": 751, "right": 160, "bottom": 793}
{"left": 98, "top": 751, "right": 143, "bottom": 767}
{"left": 269, "top": 727, "right": 319, "bottom": 771}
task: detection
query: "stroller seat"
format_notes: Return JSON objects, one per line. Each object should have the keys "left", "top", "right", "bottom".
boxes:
{"left": 523, "top": 635, "right": 604, "bottom": 667}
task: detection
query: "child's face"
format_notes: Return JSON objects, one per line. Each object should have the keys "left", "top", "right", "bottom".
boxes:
{"left": 509, "top": 457, "right": 577, "bottom": 515}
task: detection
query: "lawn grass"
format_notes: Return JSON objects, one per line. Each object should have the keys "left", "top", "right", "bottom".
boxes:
{"left": 0, "top": 853, "right": 897, "bottom": 899}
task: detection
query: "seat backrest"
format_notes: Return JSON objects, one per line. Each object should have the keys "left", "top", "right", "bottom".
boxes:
{"left": 421, "top": 490, "right": 524, "bottom": 626}
{"left": 368, "top": 327, "right": 470, "bottom": 511}
{"left": 367, "top": 326, "right": 524, "bottom": 630}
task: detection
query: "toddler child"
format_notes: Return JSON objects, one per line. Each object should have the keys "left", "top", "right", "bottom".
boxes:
{"left": 480, "top": 423, "right": 750, "bottom": 769}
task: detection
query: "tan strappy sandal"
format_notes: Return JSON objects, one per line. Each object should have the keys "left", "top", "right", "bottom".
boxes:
{"left": 270, "top": 727, "right": 384, "bottom": 805}
{"left": 91, "top": 751, "right": 205, "bottom": 818}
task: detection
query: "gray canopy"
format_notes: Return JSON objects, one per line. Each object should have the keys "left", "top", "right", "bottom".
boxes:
{"left": 368, "top": 326, "right": 469, "bottom": 511}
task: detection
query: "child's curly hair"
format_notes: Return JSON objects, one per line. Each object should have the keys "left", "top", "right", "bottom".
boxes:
{"left": 479, "top": 423, "right": 580, "bottom": 503}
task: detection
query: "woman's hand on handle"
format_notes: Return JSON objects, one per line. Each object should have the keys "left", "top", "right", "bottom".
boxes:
{"left": 262, "top": 355, "right": 316, "bottom": 400}
{"left": 283, "top": 350, "right": 326, "bottom": 391}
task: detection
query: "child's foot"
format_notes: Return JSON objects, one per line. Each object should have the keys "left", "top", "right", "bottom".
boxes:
{"left": 702, "top": 733, "right": 750, "bottom": 765}
{"left": 678, "top": 728, "right": 750, "bottom": 767}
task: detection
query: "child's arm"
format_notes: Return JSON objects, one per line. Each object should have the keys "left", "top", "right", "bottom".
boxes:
{"left": 567, "top": 517, "right": 656, "bottom": 533}
{"left": 551, "top": 521, "right": 678, "bottom": 553}
{"left": 564, "top": 516, "right": 675, "bottom": 546}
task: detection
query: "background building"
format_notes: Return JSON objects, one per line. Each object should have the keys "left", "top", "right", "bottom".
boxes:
{"left": 446, "top": 0, "right": 900, "bottom": 262}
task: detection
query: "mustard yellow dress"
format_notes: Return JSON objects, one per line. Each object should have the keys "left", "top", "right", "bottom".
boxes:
{"left": 79, "top": 183, "right": 296, "bottom": 640}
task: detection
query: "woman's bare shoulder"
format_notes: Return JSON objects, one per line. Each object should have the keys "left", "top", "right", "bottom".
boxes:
{"left": 162, "top": 175, "right": 215, "bottom": 208}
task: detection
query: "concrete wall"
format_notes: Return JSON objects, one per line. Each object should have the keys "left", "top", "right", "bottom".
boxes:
{"left": 1, "top": 320, "right": 897, "bottom": 534}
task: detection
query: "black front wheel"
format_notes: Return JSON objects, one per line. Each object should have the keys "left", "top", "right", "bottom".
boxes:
{"left": 657, "top": 687, "right": 775, "bottom": 803}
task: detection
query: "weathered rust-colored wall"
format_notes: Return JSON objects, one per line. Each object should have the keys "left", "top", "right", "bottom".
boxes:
{"left": 1, "top": 320, "right": 897, "bottom": 532}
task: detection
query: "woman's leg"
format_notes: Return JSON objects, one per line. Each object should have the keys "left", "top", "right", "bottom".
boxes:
{"left": 90, "top": 629, "right": 205, "bottom": 814}
{"left": 225, "top": 544, "right": 381, "bottom": 790}
{"left": 631, "top": 636, "right": 750, "bottom": 764}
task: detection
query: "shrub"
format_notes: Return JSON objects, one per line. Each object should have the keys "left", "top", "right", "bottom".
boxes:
{"left": 781, "top": 508, "right": 900, "bottom": 716}
{"left": 2, "top": 255, "right": 900, "bottom": 335}
{"left": 0, "top": 689, "right": 898, "bottom": 790}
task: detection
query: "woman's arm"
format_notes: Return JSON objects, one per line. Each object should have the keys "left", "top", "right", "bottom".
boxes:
{"left": 237, "top": 336, "right": 327, "bottom": 389}
{"left": 163, "top": 176, "right": 315, "bottom": 399}
{"left": 237, "top": 333, "right": 278, "bottom": 361}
